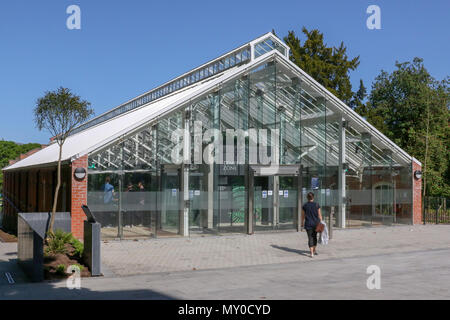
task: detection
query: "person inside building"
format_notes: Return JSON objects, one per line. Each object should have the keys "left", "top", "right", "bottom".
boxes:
{"left": 123, "top": 182, "right": 136, "bottom": 227}
{"left": 301, "top": 192, "right": 323, "bottom": 258}
{"left": 102, "top": 176, "right": 116, "bottom": 227}
{"left": 136, "top": 181, "right": 147, "bottom": 227}
{"left": 103, "top": 176, "right": 115, "bottom": 205}
{"left": 126, "top": 182, "right": 135, "bottom": 192}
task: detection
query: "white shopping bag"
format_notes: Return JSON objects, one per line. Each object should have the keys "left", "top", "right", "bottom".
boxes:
{"left": 318, "top": 221, "right": 329, "bottom": 245}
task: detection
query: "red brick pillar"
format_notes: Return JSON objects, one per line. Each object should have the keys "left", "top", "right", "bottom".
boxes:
{"left": 71, "top": 155, "right": 88, "bottom": 239}
{"left": 412, "top": 159, "right": 422, "bottom": 225}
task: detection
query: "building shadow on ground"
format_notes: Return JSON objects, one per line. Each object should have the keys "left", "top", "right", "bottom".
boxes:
{"left": 0, "top": 257, "right": 30, "bottom": 285}
{"left": 270, "top": 245, "right": 311, "bottom": 257}
{"left": 0, "top": 282, "right": 176, "bottom": 300}
{"left": 0, "top": 259, "right": 175, "bottom": 300}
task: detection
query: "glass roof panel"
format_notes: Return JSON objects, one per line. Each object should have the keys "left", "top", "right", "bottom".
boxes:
{"left": 254, "top": 36, "right": 286, "bottom": 59}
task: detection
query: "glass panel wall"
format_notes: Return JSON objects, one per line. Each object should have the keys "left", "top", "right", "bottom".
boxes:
{"left": 248, "top": 62, "right": 278, "bottom": 231}
{"left": 87, "top": 110, "right": 184, "bottom": 239}
{"left": 189, "top": 93, "right": 219, "bottom": 234}
{"left": 215, "top": 75, "right": 249, "bottom": 233}
{"left": 88, "top": 142, "right": 123, "bottom": 240}
{"left": 323, "top": 104, "right": 340, "bottom": 229}
{"left": 299, "top": 80, "right": 327, "bottom": 212}
{"left": 345, "top": 128, "right": 373, "bottom": 227}
{"left": 275, "top": 68, "right": 302, "bottom": 231}
{"left": 371, "top": 146, "right": 394, "bottom": 226}
{"left": 157, "top": 110, "right": 183, "bottom": 236}
{"left": 121, "top": 126, "right": 155, "bottom": 238}
{"left": 87, "top": 56, "right": 415, "bottom": 239}
{"left": 394, "top": 164, "right": 413, "bottom": 224}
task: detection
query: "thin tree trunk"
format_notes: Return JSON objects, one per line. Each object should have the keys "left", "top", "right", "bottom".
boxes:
{"left": 423, "top": 99, "right": 430, "bottom": 199}
{"left": 420, "top": 97, "right": 431, "bottom": 225}
{"left": 48, "top": 143, "right": 63, "bottom": 235}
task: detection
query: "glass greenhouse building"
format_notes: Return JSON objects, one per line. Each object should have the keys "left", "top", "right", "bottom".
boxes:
{"left": 3, "top": 33, "right": 422, "bottom": 240}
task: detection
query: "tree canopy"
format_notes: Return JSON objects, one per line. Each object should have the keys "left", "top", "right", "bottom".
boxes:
{"left": 282, "top": 27, "right": 449, "bottom": 197}
{"left": 360, "top": 58, "right": 450, "bottom": 197}
{"left": 34, "top": 87, "right": 94, "bottom": 146}
{"left": 283, "top": 27, "right": 360, "bottom": 105}
{"left": 0, "top": 141, "right": 42, "bottom": 193}
{"left": 34, "top": 87, "right": 93, "bottom": 234}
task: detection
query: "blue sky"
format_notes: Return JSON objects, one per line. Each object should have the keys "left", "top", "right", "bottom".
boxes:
{"left": 0, "top": 0, "right": 448, "bottom": 144}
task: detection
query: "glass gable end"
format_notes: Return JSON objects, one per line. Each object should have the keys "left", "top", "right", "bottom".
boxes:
{"left": 86, "top": 44, "right": 414, "bottom": 240}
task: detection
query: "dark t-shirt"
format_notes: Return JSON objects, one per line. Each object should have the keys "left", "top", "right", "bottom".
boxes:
{"left": 303, "top": 201, "right": 320, "bottom": 230}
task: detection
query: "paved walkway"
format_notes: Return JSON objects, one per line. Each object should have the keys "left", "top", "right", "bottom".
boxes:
{"left": 0, "top": 243, "right": 28, "bottom": 285}
{"left": 1, "top": 224, "right": 449, "bottom": 299}
{"left": 1, "top": 247, "right": 449, "bottom": 299}
{"left": 101, "top": 225, "right": 450, "bottom": 276}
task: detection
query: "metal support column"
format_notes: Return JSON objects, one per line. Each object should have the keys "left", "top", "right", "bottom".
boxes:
{"left": 337, "top": 118, "right": 347, "bottom": 228}
{"left": 180, "top": 108, "right": 191, "bottom": 237}
{"left": 247, "top": 167, "right": 254, "bottom": 235}
{"left": 382, "top": 148, "right": 394, "bottom": 224}
{"left": 210, "top": 92, "right": 220, "bottom": 232}
{"left": 296, "top": 165, "right": 303, "bottom": 232}
{"left": 273, "top": 175, "right": 279, "bottom": 229}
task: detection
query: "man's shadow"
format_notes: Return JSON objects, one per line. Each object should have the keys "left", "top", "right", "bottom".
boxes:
{"left": 271, "top": 245, "right": 311, "bottom": 257}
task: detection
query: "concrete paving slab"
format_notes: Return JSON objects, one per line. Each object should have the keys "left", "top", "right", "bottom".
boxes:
{"left": 101, "top": 225, "right": 450, "bottom": 276}
{"left": 0, "top": 247, "right": 449, "bottom": 299}
{"left": 1, "top": 225, "right": 449, "bottom": 300}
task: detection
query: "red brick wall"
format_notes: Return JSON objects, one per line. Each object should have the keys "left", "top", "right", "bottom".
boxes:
{"left": 71, "top": 155, "right": 88, "bottom": 239}
{"left": 412, "top": 160, "right": 422, "bottom": 224}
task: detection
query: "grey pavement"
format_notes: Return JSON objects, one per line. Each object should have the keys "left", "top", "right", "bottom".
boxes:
{"left": 100, "top": 224, "right": 450, "bottom": 275}
{"left": 0, "top": 225, "right": 449, "bottom": 299}
{"left": 0, "top": 242, "right": 28, "bottom": 286}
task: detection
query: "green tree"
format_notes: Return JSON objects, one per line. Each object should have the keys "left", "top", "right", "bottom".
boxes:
{"left": 34, "top": 87, "right": 93, "bottom": 234}
{"left": 350, "top": 79, "right": 369, "bottom": 115}
{"left": 365, "top": 58, "right": 450, "bottom": 197}
{"left": 283, "top": 27, "right": 360, "bottom": 104}
{"left": 0, "top": 141, "right": 42, "bottom": 193}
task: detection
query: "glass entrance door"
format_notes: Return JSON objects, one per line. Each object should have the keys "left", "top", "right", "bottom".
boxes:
{"left": 253, "top": 176, "right": 275, "bottom": 231}
{"left": 278, "top": 176, "right": 298, "bottom": 230}
{"left": 188, "top": 169, "right": 208, "bottom": 234}
{"left": 252, "top": 172, "right": 298, "bottom": 232}
{"left": 159, "top": 166, "right": 181, "bottom": 237}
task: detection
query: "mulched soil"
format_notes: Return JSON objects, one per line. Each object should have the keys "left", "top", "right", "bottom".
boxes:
{"left": 0, "top": 228, "right": 17, "bottom": 243}
{"left": 44, "top": 243, "right": 91, "bottom": 280}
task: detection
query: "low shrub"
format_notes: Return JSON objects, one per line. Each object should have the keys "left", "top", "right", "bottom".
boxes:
{"left": 45, "top": 230, "right": 83, "bottom": 257}
{"left": 73, "top": 264, "right": 84, "bottom": 271}
{"left": 45, "top": 230, "right": 71, "bottom": 255}
{"left": 70, "top": 237, "right": 84, "bottom": 258}
{"left": 56, "top": 264, "right": 66, "bottom": 275}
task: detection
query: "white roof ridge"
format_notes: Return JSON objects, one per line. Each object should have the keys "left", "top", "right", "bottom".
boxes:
{"left": 4, "top": 53, "right": 273, "bottom": 171}
{"left": 69, "top": 32, "right": 285, "bottom": 137}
